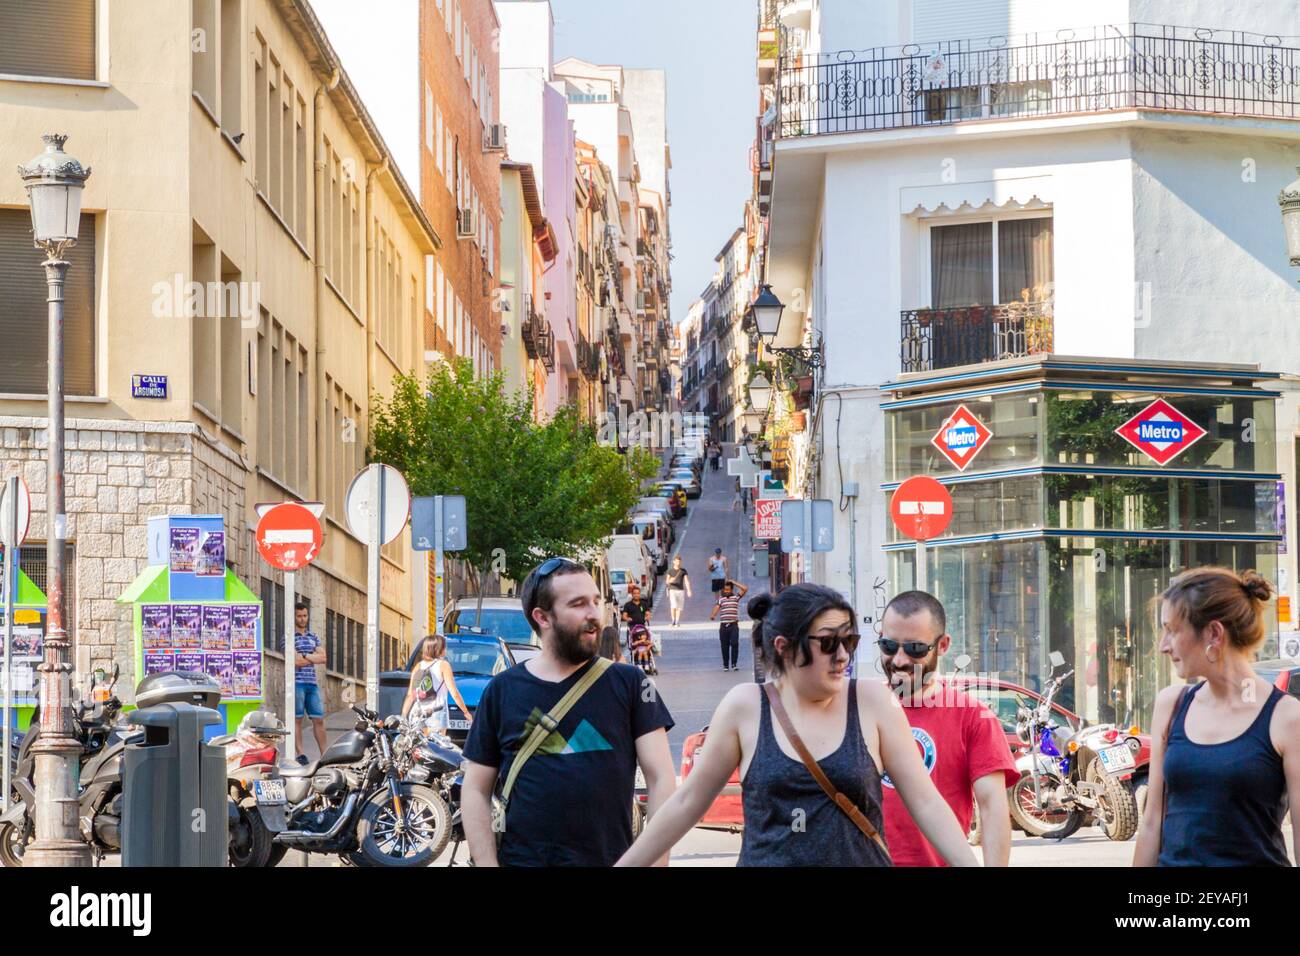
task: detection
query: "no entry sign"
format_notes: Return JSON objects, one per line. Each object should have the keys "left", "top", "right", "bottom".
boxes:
{"left": 890, "top": 476, "right": 953, "bottom": 541}
{"left": 255, "top": 502, "right": 323, "bottom": 571}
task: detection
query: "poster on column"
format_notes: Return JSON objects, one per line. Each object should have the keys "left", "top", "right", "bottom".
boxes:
{"left": 144, "top": 649, "right": 175, "bottom": 675}
{"left": 141, "top": 605, "right": 172, "bottom": 650}
{"left": 232, "top": 651, "right": 261, "bottom": 697}
{"left": 171, "top": 604, "right": 201, "bottom": 649}
{"left": 230, "top": 604, "right": 260, "bottom": 651}
{"left": 201, "top": 604, "right": 232, "bottom": 651}
{"left": 205, "top": 651, "right": 234, "bottom": 696}
{"left": 195, "top": 530, "right": 225, "bottom": 577}
{"left": 175, "top": 650, "right": 204, "bottom": 673}
{"left": 169, "top": 527, "right": 199, "bottom": 573}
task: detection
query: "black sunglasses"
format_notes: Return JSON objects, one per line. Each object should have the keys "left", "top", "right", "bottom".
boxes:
{"left": 802, "top": 630, "right": 862, "bottom": 657}
{"left": 523, "top": 557, "right": 585, "bottom": 609}
{"left": 877, "top": 637, "right": 941, "bottom": 659}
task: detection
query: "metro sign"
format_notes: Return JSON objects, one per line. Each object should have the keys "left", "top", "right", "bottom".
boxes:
{"left": 1114, "top": 398, "right": 1207, "bottom": 466}
{"left": 930, "top": 404, "right": 992, "bottom": 472}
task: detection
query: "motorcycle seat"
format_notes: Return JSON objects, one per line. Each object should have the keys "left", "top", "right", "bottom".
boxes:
{"left": 279, "top": 761, "right": 318, "bottom": 777}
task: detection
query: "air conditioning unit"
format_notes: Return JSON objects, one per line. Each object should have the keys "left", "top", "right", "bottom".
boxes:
{"left": 484, "top": 123, "right": 506, "bottom": 152}
{"left": 456, "top": 207, "right": 475, "bottom": 238}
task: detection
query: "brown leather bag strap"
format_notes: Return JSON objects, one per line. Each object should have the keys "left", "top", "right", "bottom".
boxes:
{"left": 1157, "top": 684, "right": 1192, "bottom": 854}
{"left": 763, "top": 683, "right": 891, "bottom": 862}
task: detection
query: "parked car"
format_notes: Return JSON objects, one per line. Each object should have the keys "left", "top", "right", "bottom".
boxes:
{"left": 440, "top": 634, "right": 516, "bottom": 745}
{"left": 637, "top": 496, "right": 676, "bottom": 526}
{"left": 651, "top": 483, "right": 687, "bottom": 517}
{"left": 619, "top": 515, "right": 669, "bottom": 572}
{"left": 444, "top": 596, "right": 540, "bottom": 664}
{"left": 668, "top": 470, "right": 702, "bottom": 498}
{"left": 606, "top": 533, "right": 657, "bottom": 594}
{"left": 680, "top": 726, "right": 743, "bottom": 830}
{"left": 1254, "top": 658, "right": 1300, "bottom": 699}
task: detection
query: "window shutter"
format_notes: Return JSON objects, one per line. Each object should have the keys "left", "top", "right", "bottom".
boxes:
{"left": 0, "top": 0, "right": 96, "bottom": 80}
{"left": 0, "top": 210, "right": 96, "bottom": 395}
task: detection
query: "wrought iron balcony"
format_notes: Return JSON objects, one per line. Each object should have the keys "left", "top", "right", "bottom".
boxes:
{"left": 900, "top": 301, "right": 1054, "bottom": 373}
{"left": 521, "top": 294, "right": 555, "bottom": 370}
{"left": 777, "top": 24, "right": 1300, "bottom": 138}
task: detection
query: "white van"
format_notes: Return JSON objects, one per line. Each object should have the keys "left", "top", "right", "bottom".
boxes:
{"left": 606, "top": 533, "right": 656, "bottom": 595}
{"left": 628, "top": 514, "right": 670, "bottom": 572}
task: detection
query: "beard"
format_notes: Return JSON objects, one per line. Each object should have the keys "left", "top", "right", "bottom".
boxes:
{"left": 551, "top": 614, "right": 601, "bottom": 665}
{"left": 883, "top": 650, "right": 940, "bottom": 701}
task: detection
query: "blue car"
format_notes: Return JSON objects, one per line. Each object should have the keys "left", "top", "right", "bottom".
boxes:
{"left": 378, "top": 633, "right": 515, "bottom": 746}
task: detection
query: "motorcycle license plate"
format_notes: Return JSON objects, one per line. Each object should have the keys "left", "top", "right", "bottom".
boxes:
{"left": 634, "top": 766, "right": 647, "bottom": 790}
{"left": 448, "top": 719, "right": 471, "bottom": 730}
{"left": 1098, "top": 743, "right": 1135, "bottom": 774}
{"left": 254, "top": 779, "right": 287, "bottom": 805}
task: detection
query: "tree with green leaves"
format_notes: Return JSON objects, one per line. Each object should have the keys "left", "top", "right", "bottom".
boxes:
{"left": 369, "top": 359, "right": 658, "bottom": 612}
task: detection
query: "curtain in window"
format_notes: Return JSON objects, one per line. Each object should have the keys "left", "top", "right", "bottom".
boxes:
{"left": 998, "top": 218, "right": 1054, "bottom": 302}
{"left": 930, "top": 222, "right": 992, "bottom": 308}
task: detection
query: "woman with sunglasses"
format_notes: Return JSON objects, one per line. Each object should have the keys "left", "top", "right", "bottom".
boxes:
{"left": 616, "top": 583, "right": 977, "bottom": 867}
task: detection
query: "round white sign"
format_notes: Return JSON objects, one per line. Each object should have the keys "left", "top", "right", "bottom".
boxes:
{"left": 0, "top": 477, "right": 31, "bottom": 550}
{"left": 345, "top": 464, "right": 410, "bottom": 545}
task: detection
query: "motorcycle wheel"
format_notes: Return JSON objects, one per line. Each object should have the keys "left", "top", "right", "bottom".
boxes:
{"left": 1090, "top": 768, "right": 1140, "bottom": 842}
{"left": 228, "top": 802, "right": 273, "bottom": 868}
{"left": 0, "top": 821, "right": 30, "bottom": 868}
{"left": 1009, "top": 774, "right": 1083, "bottom": 839}
{"left": 350, "top": 784, "right": 450, "bottom": 867}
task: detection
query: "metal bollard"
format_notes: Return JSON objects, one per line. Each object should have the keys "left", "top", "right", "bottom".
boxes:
{"left": 121, "top": 702, "right": 227, "bottom": 866}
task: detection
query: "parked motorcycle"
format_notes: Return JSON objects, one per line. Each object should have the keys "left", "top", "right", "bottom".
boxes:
{"left": 212, "top": 709, "right": 290, "bottom": 868}
{"left": 0, "top": 668, "right": 230, "bottom": 866}
{"left": 270, "top": 705, "right": 449, "bottom": 867}
{"left": 390, "top": 715, "right": 464, "bottom": 862}
{"left": 1009, "top": 653, "right": 1140, "bottom": 842}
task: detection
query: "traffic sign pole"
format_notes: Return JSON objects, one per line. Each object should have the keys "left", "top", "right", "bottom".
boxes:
{"left": 801, "top": 498, "right": 812, "bottom": 583}
{"left": 366, "top": 464, "right": 384, "bottom": 712}
{"left": 916, "top": 538, "right": 928, "bottom": 593}
{"left": 283, "top": 568, "right": 296, "bottom": 762}
{"left": 434, "top": 495, "right": 445, "bottom": 637}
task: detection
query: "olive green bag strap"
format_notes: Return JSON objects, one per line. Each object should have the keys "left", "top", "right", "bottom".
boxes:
{"left": 501, "top": 657, "right": 614, "bottom": 807}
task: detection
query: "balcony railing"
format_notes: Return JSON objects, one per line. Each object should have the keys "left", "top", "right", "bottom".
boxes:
{"left": 900, "top": 301, "right": 1054, "bottom": 373}
{"left": 777, "top": 24, "right": 1300, "bottom": 138}
{"left": 522, "top": 294, "right": 555, "bottom": 370}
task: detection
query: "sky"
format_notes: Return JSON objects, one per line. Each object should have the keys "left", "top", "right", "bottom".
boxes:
{"left": 311, "top": 0, "right": 756, "bottom": 328}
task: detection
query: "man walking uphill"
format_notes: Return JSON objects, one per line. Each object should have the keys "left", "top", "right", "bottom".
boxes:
{"left": 459, "top": 558, "right": 677, "bottom": 866}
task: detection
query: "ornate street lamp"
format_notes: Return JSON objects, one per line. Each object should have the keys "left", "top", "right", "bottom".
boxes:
{"left": 17, "top": 134, "right": 92, "bottom": 867}
{"left": 1279, "top": 167, "right": 1300, "bottom": 269}
{"left": 741, "top": 402, "right": 763, "bottom": 435}
{"left": 747, "top": 283, "right": 823, "bottom": 368}
{"left": 747, "top": 372, "right": 773, "bottom": 414}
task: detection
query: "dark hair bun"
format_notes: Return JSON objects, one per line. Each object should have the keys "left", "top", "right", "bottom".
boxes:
{"left": 747, "top": 592, "right": 774, "bottom": 622}
{"left": 1241, "top": 570, "right": 1273, "bottom": 603}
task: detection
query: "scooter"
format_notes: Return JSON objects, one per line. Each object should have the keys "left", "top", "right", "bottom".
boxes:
{"left": 1009, "top": 652, "right": 1140, "bottom": 842}
{"left": 212, "top": 709, "right": 290, "bottom": 868}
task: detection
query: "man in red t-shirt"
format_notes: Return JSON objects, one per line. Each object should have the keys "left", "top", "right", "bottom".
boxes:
{"left": 877, "top": 591, "right": 1019, "bottom": 867}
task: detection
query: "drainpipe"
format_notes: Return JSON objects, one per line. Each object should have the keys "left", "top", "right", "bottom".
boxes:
{"left": 365, "top": 157, "right": 390, "bottom": 446}
{"left": 313, "top": 68, "right": 341, "bottom": 508}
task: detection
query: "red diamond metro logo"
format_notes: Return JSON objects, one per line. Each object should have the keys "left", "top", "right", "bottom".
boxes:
{"left": 930, "top": 404, "right": 993, "bottom": 472}
{"left": 1114, "top": 398, "right": 1207, "bottom": 466}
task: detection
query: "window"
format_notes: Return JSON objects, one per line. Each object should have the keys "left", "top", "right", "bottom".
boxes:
{"left": 445, "top": 130, "right": 455, "bottom": 193}
{"left": 436, "top": 262, "right": 446, "bottom": 330}
{"left": 0, "top": 210, "right": 97, "bottom": 395}
{"left": 219, "top": 0, "right": 242, "bottom": 136}
{"left": 435, "top": 104, "right": 445, "bottom": 173}
{"left": 454, "top": 4, "right": 462, "bottom": 59}
{"left": 425, "top": 83, "right": 434, "bottom": 151}
{"left": 471, "top": 47, "right": 479, "bottom": 104}
{"left": 193, "top": 0, "right": 217, "bottom": 109}
{"left": 445, "top": 0, "right": 453, "bottom": 33}
{"left": 463, "top": 26, "right": 471, "bottom": 82}
{"left": 256, "top": 312, "right": 306, "bottom": 490}
{"left": 929, "top": 217, "right": 1053, "bottom": 308}
{"left": 1, "top": 0, "right": 96, "bottom": 80}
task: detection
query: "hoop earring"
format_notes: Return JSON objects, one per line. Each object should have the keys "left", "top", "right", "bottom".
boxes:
{"left": 1206, "top": 646, "right": 1221, "bottom": 665}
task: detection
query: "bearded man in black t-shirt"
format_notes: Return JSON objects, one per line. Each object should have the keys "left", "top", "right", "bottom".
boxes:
{"left": 460, "top": 559, "right": 676, "bottom": 866}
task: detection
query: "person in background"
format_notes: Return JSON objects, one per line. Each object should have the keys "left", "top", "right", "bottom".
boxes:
{"left": 617, "top": 584, "right": 977, "bottom": 867}
{"left": 665, "top": 555, "right": 692, "bottom": 627}
{"left": 710, "top": 579, "right": 749, "bottom": 671}
{"left": 708, "top": 548, "right": 729, "bottom": 594}
{"left": 877, "top": 591, "right": 1017, "bottom": 867}
{"left": 1133, "top": 567, "right": 1300, "bottom": 866}
{"left": 401, "top": 634, "right": 472, "bottom": 736}
{"left": 292, "top": 602, "right": 327, "bottom": 764}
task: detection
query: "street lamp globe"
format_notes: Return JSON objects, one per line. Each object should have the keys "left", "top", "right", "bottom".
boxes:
{"left": 741, "top": 403, "right": 763, "bottom": 434}
{"left": 748, "top": 371, "right": 773, "bottom": 413}
{"left": 751, "top": 284, "right": 785, "bottom": 341}
{"left": 18, "top": 134, "right": 91, "bottom": 249}
{"left": 1279, "top": 167, "right": 1300, "bottom": 267}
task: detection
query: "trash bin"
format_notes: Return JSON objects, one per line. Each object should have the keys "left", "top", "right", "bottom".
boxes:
{"left": 121, "top": 698, "right": 227, "bottom": 867}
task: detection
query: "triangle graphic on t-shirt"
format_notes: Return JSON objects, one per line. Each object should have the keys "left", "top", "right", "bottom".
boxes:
{"left": 560, "top": 719, "right": 614, "bottom": 755}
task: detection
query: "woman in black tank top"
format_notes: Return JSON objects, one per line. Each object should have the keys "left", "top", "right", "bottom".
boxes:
{"left": 1134, "top": 567, "right": 1300, "bottom": 867}
{"left": 616, "top": 584, "right": 977, "bottom": 867}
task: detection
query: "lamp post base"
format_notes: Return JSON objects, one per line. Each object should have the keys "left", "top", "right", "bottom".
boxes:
{"left": 22, "top": 839, "right": 93, "bottom": 868}
{"left": 25, "top": 736, "right": 93, "bottom": 868}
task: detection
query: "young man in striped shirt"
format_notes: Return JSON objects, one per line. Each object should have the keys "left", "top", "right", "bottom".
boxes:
{"left": 709, "top": 579, "right": 749, "bottom": 671}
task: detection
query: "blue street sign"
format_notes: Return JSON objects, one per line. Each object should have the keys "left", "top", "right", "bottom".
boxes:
{"left": 412, "top": 496, "right": 467, "bottom": 552}
{"left": 131, "top": 374, "right": 168, "bottom": 399}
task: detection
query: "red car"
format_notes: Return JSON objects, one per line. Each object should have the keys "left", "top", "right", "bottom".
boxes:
{"left": 1254, "top": 659, "right": 1300, "bottom": 699}
{"left": 676, "top": 677, "right": 1156, "bottom": 833}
